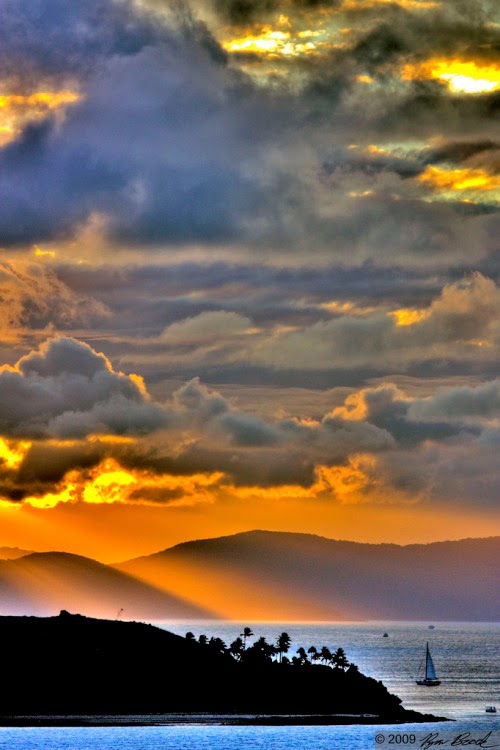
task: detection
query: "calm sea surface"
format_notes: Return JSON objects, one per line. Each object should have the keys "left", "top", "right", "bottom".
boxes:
{"left": 1, "top": 622, "right": 498, "bottom": 750}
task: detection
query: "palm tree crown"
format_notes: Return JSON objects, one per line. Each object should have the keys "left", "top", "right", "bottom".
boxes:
{"left": 276, "top": 632, "right": 292, "bottom": 663}
{"left": 240, "top": 626, "right": 254, "bottom": 649}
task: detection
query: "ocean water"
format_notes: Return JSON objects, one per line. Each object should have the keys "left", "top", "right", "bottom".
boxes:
{"left": 0, "top": 622, "right": 497, "bottom": 750}
{"left": 161, "top": 620, "right": 500, "bottom": 720}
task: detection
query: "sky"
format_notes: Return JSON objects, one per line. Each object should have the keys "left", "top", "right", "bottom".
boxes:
{"left": 0, "top": 0, "right": 499, "bottom": 562}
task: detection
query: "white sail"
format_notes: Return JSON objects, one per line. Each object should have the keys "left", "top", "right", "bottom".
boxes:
{"left": 426, "top": 648, "right": 438, "bottom": 681}
{"left": 416, "top": 642, "right": 440, "bottom": 686}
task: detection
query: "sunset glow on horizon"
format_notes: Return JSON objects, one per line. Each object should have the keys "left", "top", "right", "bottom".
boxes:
{"left": 0, "top": 0, "right": 498, "bottom": 588}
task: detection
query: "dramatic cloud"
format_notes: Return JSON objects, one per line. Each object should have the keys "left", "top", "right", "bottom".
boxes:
{"left": 0, "top": 337, "right": 166, "bottom": 439}
{"left": 103, "top": 273, "right": 499, "bottom": 381}
{"left": 3, "top": 335, "right": 500, "bottom": 508}
{"left": 251, "top": 273, "right": 500, "bottom": 370}
{"left": 0, "top": 258, "right": 109, "bottom": 341}
{"left": 0, "top": 0, "right": 497, "bottom": 265}
{"left": 408, "top": 379, "right": 500, "bottom": 422}
{"left": 0, "top": 340, "right": 392, "bottom": 500}
{"left": 0, "top": 0, "right": 499, "bottom": 550}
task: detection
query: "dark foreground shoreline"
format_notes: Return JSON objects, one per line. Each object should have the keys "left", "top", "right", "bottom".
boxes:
{"left": 0, "top": 712, "right": 450, "bottom": 727}
{"left": 0, "top": 613, "right": 451, "bottom": 726}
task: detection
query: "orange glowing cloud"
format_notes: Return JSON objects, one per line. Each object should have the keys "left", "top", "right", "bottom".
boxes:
{"left": 0, "top": 471, "right": 497, "bottom": 564}
{"left": 222, "top": 25, "right": 321, "bottom": 58}
{"left": 417, "top": 165, "right": 500, "bottom": 193}
{"left": 14, "top": 457, "right": 226, "bottom": 510}
{"left": 0, "top": 438, "right": 404, "bottom": 517}
{"left": 315, "top": 459, "right": 375, "bottom": 503}
{"left": 402, "top": 60, "right": 500, "bottom": 94}
{"left": 329, "top": 391, "right": 370, "bottom": 422}
{"left": 0, "top": 89, "right": 81, "bottom": 146}
{"left": 0, "top": 438, "right": 32, "bottom": 470}
{"left": 389, "top": 308, "right": 431, "bottom": 326}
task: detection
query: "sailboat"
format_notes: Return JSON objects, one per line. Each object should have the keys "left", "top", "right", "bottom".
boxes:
{"left": 416, "top": 642, "right": 441, "bottom": 686}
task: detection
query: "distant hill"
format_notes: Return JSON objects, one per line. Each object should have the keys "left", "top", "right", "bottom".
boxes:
{"left": 115, "top": 531, "right": 500, "bottom": 621}
{"left": 0, "top": 546, "right": 34, "bottom": 560}
{"left": 0, "top": 611, "right": 440, "bottom": 722}
{"left": 0, "top": 551, "right": 214, "bottom": 619}
{"left": 0, "top": 532, "right": 497, "bottom": 621}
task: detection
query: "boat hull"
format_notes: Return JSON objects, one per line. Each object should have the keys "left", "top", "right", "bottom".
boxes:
{"left": 416, "top": 679, "right": 441, "bottom": 686}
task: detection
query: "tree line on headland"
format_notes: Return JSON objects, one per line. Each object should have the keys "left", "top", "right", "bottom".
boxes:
{"left": 186, "top": 627, "right": 351, "bottom": 669}
{"left": 0, "top": 612, "right": 444, "bottom": 723}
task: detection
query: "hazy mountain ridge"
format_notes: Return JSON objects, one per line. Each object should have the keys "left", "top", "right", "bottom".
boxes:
{"left": 119, "top": 529, "right": 500, "bottom": 563}
{"left": 0, "top": 546, "right": 34, "bottom": 560}
{"left": 115, "top": 530, "right": 500, "bottom": 621}
{"left": 0, "top": 550, "right": 213, "bottom": 619}
{"left": 0, "top": 531, "right": 498, "bottom": 620}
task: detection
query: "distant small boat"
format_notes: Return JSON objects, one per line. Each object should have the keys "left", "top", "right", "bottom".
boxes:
{"left": 485, "top": 706, "right": 497, "bottom": 713}
{"left": 428, "top": 625, "right": 435, "bottom": 629}
{"left": 383, "top": 633, "right": 389, "bottom": 637}
{"left": 416, "top": 642, "right": 441, "bottom": 686}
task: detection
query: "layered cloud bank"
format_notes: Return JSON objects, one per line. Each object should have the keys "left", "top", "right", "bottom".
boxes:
{"left": 1, "top": 334, "right": 499, "bottom": 517}
{"left": 0, "top": 0, "right": 498, "bottom": 555}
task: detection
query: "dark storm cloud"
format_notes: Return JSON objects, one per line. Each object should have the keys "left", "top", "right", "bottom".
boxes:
{"left": 217, "top": 412, "right": 282, "bottom": 446}
{"left": 207, "top": 0, "right": 337, "bottom": 24}
{"left": 1, "top": 373, "right": 491, "bottom": 503}
{"left": 371, "top": 440, "right": 500, "bottom": 507}
{"left": 423, "top": 140, "right": 500, "bottom": 166}
{"left": 408, "top": 379, "right": 500, "bottom": 421}
{"left": 212, "top": 0, "right": 277, "bottom": 24}
{"left": 121, "top": 441, "right": 318, "bottom": 488}
{"left": 338, "top": 384, "right": 478, "bottom": 446}
{"left": 0, "top": 0, "right": 280, "bottom": 247}
{"left": 57, "top": 258, "right": 446, "bottom": 316}
{"left": 0, "top": 337, "right": 167, "bottom": 438}
{"left": 336, "top": 0, "right": 500, "bottom": 72}
{"left": 16, "top": 443, "right": 104, "bottom": 485}
{"left": 2, "top": 334, "right": 500, "bottom": 503}
{"left": 0, "top": 437, "right": 105, "bottom": 502}
{"left": 0, "top": 0, "right": 163, "bottom": 85}
{"left": 0, "top": 339, "right": 391, "bottom": 496}
{"left": 127, "top": 486, "right": 187, "bottom": 504}
{"left": 0, "top": 0, "right": 498, "bottom": 259}
{"left": 0, "top": 48, "right": 267, "bottom": 246}
{"left": 294, "top": 4, "right": 500, "bottom": 141}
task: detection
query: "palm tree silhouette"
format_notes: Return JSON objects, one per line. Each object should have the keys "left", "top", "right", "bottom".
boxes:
{"left": 198, "top": 634, "right": 208, "bottom": 646}
{"left": 307, "top": 645, "right": 319, "bottom": 662}
{"left": 331, "top": 647, "right": 350, "bottom": 670}
{"left": 208, "top": 636, "right": 227, "bottom": 655}
{"left": 320, "top": 645, "right": 333, "bottom": 665}
{"left": 240, "top": 627, "right": 254, "bottom": 649}
{"left": 296, "top": 647, "right": 309, "bottom": 665}
{"left": 253, "top": 635, "right": 277, "bottom": 661}
{"left": 276, "top": 632, "right": 292, "bottom": 663}
{"left": 229, "top": 637, "right": 244, "bottom": 661}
